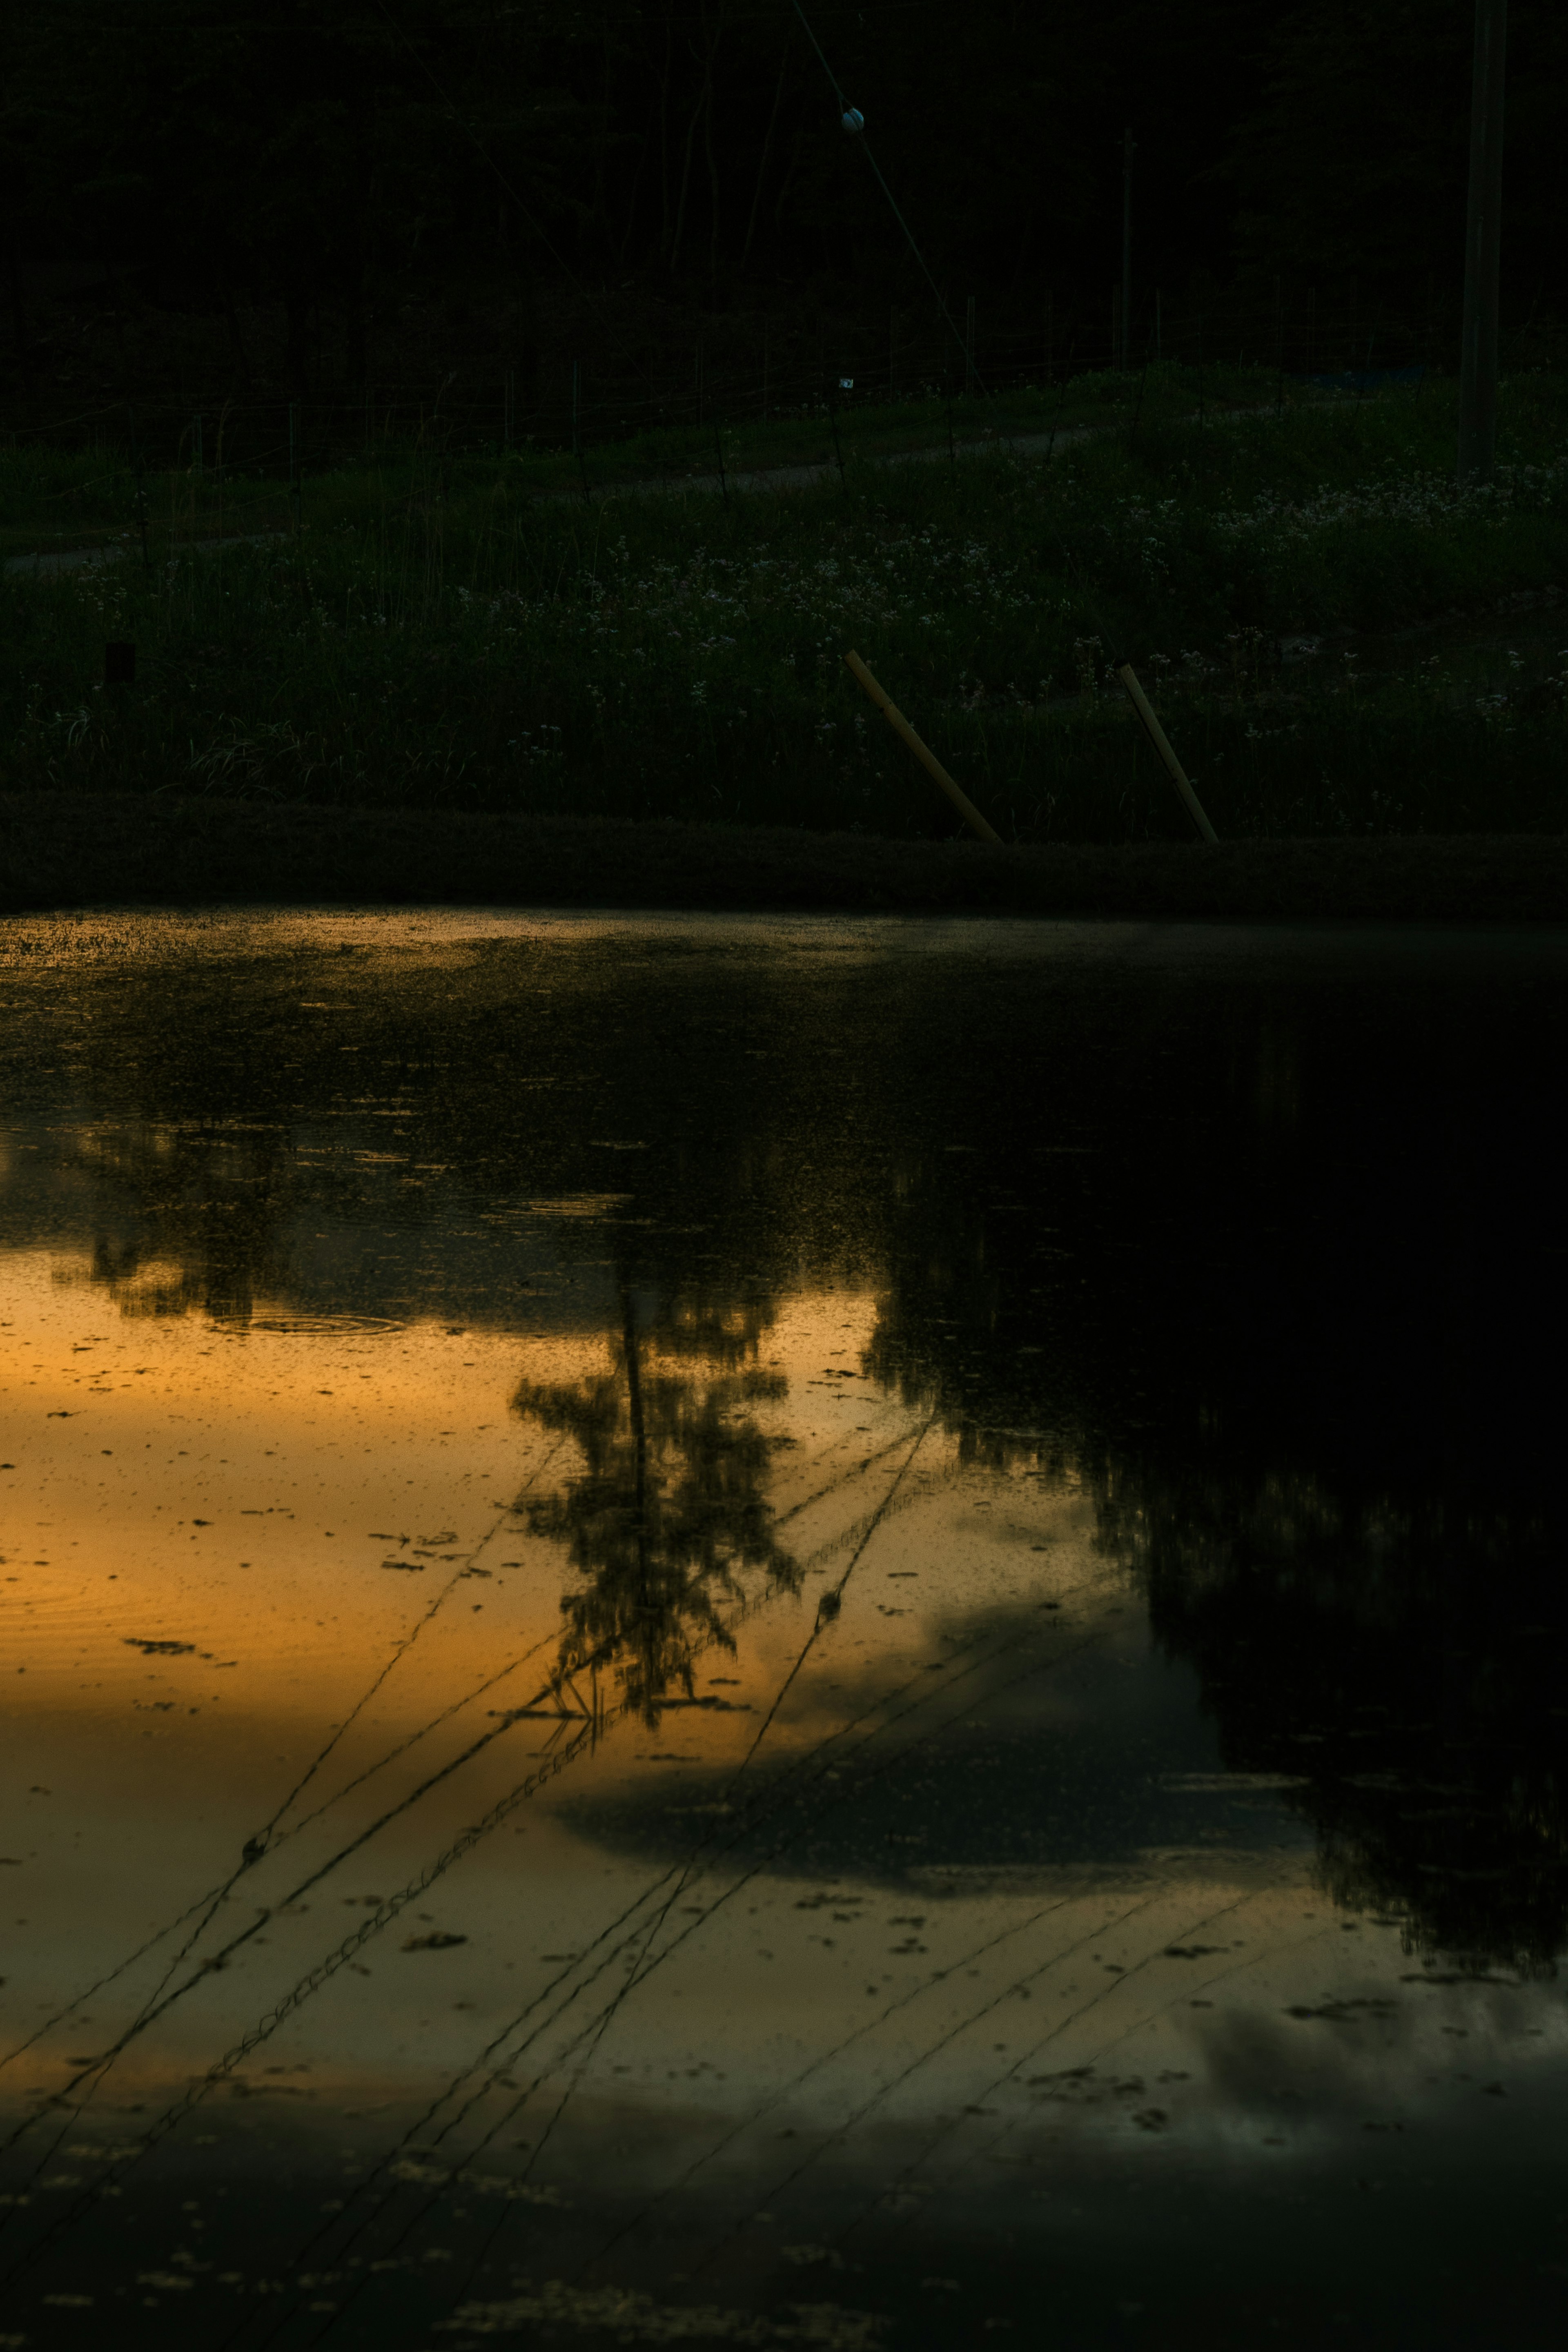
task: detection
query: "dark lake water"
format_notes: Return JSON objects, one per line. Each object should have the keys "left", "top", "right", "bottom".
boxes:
{"left": 2, "top": 909, "right": 1566, "bottom": 2349}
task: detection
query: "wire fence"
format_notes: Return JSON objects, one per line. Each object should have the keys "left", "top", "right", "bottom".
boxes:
{"left": 4, "top": 288, "right": 1561, "bottom": 491}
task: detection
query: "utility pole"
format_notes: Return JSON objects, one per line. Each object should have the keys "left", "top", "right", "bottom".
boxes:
{"left": 1457, "top": 0, "right": 1507, "bottom": 482}
{"left": 1120, "top": 128, "right": 1135, "bottom": 371}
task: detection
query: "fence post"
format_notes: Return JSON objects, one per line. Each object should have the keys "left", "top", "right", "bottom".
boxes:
{"left": 572, "top": 359, "right": 590, "bottom": 501}
{"left": 127, "top": 401, "right": 149, "bottom": 571}
{"left": 1197, "top": 321, "right": 1205, "bottom": 428}
{"left": 1128, "top": 361, "right": 1148, "bottom": 446}
{"left": 828, "top": 380, "right": 846, "bottom": 489}
{"left": 964, "top": 295, "right": 976, "bottom": 395}
{"left": 288, "top": 401, "right": 301, "bottom": 535}
{"left": 1046, "top": 339, "right": 1075, "bottom": 461}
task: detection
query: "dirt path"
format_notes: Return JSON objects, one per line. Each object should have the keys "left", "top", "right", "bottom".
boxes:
{"left": 1, "top": 418, "right": 1109, "bottom": 574}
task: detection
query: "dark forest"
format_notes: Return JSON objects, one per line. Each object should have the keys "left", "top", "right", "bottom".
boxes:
{"left": 4, "top": 0, "right": 1566, "bottom": 421}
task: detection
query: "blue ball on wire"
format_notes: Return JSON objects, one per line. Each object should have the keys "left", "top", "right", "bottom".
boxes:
{"left": 841, "top": 107, "right": 864, "bottom": 135}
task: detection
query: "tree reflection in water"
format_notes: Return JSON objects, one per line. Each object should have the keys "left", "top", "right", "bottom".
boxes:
{"left": 511, "top": 1285, "right": 800, "bottom": 1725}
{"left": 62, "top": 1123, "right": 299, "bottom": 1324}
{"left": 1096, "top": 1458, "right": 1568, "bottom": 1975}
{"left": 11, "top": 926, "right": 1566, "bottom": 1975}
{"left": 857, "top": 1034, "right": 1568, "bottom": 1977}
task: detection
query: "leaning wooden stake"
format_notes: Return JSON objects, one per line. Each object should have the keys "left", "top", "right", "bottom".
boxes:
{"left": 1117, "top": 663, "right": 1218, "bottom": 842}
{"left": 844, "top": 650, "right": 1002, "bottom": 844}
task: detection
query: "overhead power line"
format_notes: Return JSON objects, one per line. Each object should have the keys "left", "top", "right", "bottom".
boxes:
{"left": 786, "top": 1, "right": 981, "bottom": 388}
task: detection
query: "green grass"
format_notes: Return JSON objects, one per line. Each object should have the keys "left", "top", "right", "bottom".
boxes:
{"left": 3, "top": 369, "right": 1566, "bottom": 842}
{"left": 0, "top": 360, "right": 1299, "bottom": 554}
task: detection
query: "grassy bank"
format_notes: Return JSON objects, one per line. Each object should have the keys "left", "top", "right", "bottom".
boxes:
{"left": 0, "top": 360, "right": 1318, "bottom": 554}
{"left": 3, "top": 370, "right": 1566, "bottom": 843}
{"left": 4, "top": 794, "right": 1568, "bottom": 923}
